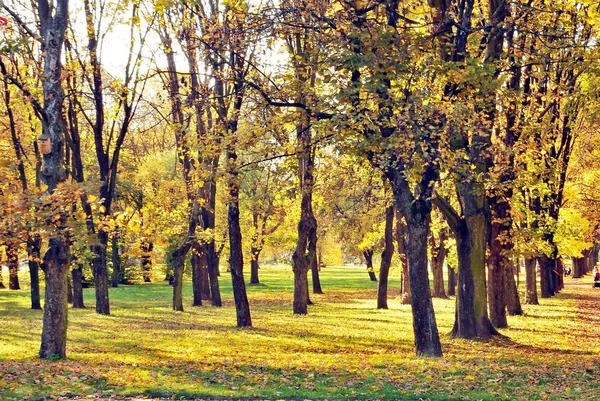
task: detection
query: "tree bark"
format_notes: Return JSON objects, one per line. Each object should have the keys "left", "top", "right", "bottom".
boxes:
{"left": 430, "top": 229, "right": 447, "bottom": 298}
{"left": 405, "top": 214, "right": 443, "bottom": 356}
{"left": 206, "top": 240, "right": 222, "bottom": 306}
{"left": 451, "top": 214, "right": 498, "bottom": 339}
{"left": 38, "top": 0, "right": 70, "bottom": 360}
{"left": 7, "top": 243, "right": 20, "bottom": 290}
{"left": 572, "top": 256, "right": 584, "bottom": 278}
{"left": 250, "top": 245, "right": 261, "bottom": 285}
{"left": 504, "top": 261, "right": 522, "bottom": 315}
{"left": 537, "top": 254, "right": 555, "bottom": 298}
{"left": 111, "top": 232, "right": 120, "bottom": 288}
{"left": 311, "top": 249, "right": 323, "bottom": 294}
{"left": 556, "top": 258, "right": 564, "bottom": 291}
{"left": 227, "top": 155, "right": 252, "bottom": 327}
{"left": 141, "top": 239, "right": 153, "bottom": 282}
{"left": 67, "top": 276, "right": 73, "bottom": 304}
{"left": 292, "top": 112, "right": 317, "bottom": 315}
{"left": 363, "top": 249, "right": 377, "bottom": 282}
{"left": 191, "top": 251, "right": 203, "bottom": 306}
{"left": 172, "top": 248, "right": 185, "bottom": 312}
{"left": 447, "top": 266, "right": 456, "bottom": 296}
{"left": 28, "top": 237, "right": 42, "bottom": 310}
{"left": 0, "top": 267, "right": 4, "bottom": 289}
{"left": 395, "top": 211, "right": 411, "bottom": 304}
{"left": 487, "top": 203, "right": 508, "bottom": 328}
{"left": 377, "top": 205, "right": 394, "bottom": 309}
{"left": 92, "top": 231, "right": 110, "bottom": 314}
{"left": 524, "top": 257, "right": 539, "bottom": 305}
{"left": 71, "top": 264, "right": 86, "bottom": 309}
{"left": 40, "top": 236, "right": 70, "bottom": 359}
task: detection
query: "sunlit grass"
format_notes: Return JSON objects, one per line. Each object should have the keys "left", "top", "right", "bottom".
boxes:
{"left": 1, "top": 265, "right": 600, "bottom": 400}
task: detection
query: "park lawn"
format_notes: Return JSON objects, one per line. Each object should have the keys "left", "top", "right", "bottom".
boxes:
{"left": 1, "top": 265, "right": 600, "bottom": 401}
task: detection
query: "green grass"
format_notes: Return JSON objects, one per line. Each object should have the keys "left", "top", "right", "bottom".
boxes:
{"left": 1, "top": 265, "right": 600, "bottom": 400}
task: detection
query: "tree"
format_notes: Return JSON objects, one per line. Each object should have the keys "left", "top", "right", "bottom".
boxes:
{"left": 35, "top": 0, "right": 70, "bottom": 359}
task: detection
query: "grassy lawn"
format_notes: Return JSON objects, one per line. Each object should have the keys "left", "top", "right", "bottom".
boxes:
{"left": 1, "top": 264, "right": 600, "bottom": 400}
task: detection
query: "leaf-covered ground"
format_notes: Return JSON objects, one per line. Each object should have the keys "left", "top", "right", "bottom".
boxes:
{"left": 1, "top": 265, "right": 600, "bottom": 401}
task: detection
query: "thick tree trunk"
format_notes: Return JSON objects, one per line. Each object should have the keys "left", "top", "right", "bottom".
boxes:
{"left": 363, "top": 250, "right": 377, "bottom": 282}
{"left": 452, "top": 215, "right": 498, "bottom": 339}
{"left": 40, "top": 236, "right": 70, "bottom": 359}
{"left": 172, "top": 249, "right": 186, "bottom": 312}
{"left": 537, "top": 254, "right": 555, "bottom": 298}
{"left": 447, "top": 266, "right": 456, "bottom": 296}
{"left": 524, "top": 257, "right": 538, "bottom": 305}
{"left": 0, "top": 267, "right": 4, "bottom": 289}
{"left": 377, "top": 205, "right": 394, "bottom": 309}
{"left": 7, "top": 244, "right": 20, "bottom": 290}
{"left": 71, "top": 264, "right": 86, "bottom": 309}
{"left": 37, "top": 0, "right": 70, "bottom": 360}
{"left": 141, "top": 240, "right": 153, "bottom": 282}
{"left": 487, "top": 204, "right": 508, "bottom": 328}
{"left": 227, "top": 171, "right": 252, "bottom": 327}
{"left": 28, "top": 237, "right": 42, "bottom": 310}
{"left": 192, "top": 244, "right": 211, "bottom": 304}
{"left": 404, "top": 215, "right": 442, "bottom": 356}
{"left": 504, "top": 261, "right": 522, "bottom": 315}
{"left": 250, "top": 246, "right": 261, "bottom": 285}
{"left": 92, "top": 231, "right": 110, "bottom": 314}
{"left": 111, "top": 233, "right": 120, "bottom": 288}
{"left": 572, "top": 256, "right": 584, "bottom": 278}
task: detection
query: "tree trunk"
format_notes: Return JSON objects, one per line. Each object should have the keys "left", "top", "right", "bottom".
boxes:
{"left": 172, "top": 248, "right": 185, "bottom": 311}
{"left": 111, "top": 233, "right": 120, "bottom": 288}
{"left": 452, "top": 214, "right": 498, "bottom": 339}
{"left": 404, "top": 214, "right": 443, "bottom": 356}
{"left": 447, "top": 266, "right": 456, "bottom": 296}
{"left": 430, "top": 230, "right": 447, "bottom": 298}
{"left": 92, "top": 231, "right": 110, "bottom": 315}
{"left": 206, "top": 241, "right": 222, "bottom": 306}
{"left": 191, "top": 251, "right": 203, "bottom": 306}
{"left": 556, "top": 258, "right": 564, "bottom": 291}
{"left": 487, "top": 203, "right": 508, "bottom": 328}
{"left": 67, "top": 276, "right": 73, "bottom": 304}
{"left": 227, "top": 163, "right": 252, "bottom": 327}
{"left": 7, "top": 244, "right": 20, "bottom": 290}
{"left": 39, "top": 236, "right": 70, "bottom": 359}
{"left": 72, "top": 264, "right": 86, "bottom": 309}
{"left": 504, "top": 261, "right": 522, "bottom": 315}
{"left": 28, "top": 237, "right": 42, "bottom": 310}
{"left": 363, "top": 249, "right": 377, "bottom": 282}
{"left": 537, "top": 254, "right": 555, "bottom": 298}
{"left": 141, "top": 240, "right": 153, "bottom": 282}
{"left": 311, "top": 248, "right": 323, "bottom": 294}
{"left": 377, "top": 205, "right": 394, "bottom": 309}
{"left": 524, "top": 257, "right": 538, "bottom": 305}
{"left": 37, "top": 0, "right": 70, "bottom": 360}
{"left": 250, "top": 245, "right": 261, "bottom": 285}
{"left": 395, "top": 212, "right": 411, "bottom": 304}
{"left": 572, "top": 256, "right": 584, "bottom": 278}
{"left": 0, "top": 266, "right": 4, "bottom": 289}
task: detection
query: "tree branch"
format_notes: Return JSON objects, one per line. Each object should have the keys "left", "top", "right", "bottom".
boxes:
{"left": 433, "top": 195, "right": 460, "bottom": 234}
